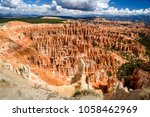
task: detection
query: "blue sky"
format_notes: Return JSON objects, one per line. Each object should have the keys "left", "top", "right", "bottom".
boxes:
{"left": 24, "top": 0, "right": 50, "bottom": 5}
{"left": 0, "top": 0, "right": 150, "bottom": 16}
{"left": 109, "top": 0, "right": 150, "bottom": 10}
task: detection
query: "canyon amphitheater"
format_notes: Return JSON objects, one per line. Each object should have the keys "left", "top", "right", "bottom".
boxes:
{"left": 0, "top": 18, "right": 150, "bottom": 100}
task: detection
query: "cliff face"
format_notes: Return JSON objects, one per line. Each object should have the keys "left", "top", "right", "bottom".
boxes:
{"left": 0, "top": 20, "right": 149, "bottom": 95}
{"left": 124, "top": 68, "right": 150, "bottom": 89}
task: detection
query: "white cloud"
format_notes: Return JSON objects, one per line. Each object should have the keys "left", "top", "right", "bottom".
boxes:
{"left": 0, "top": 0, "right": 149, "bottom": 16}
{"left": 54, "top": 0, "right": 110, "bottom": 11}
{"left": 0, "top": 0, "right": 23, "bottom": 8}
{"left": 0, "top": 0, "right": 53, "bottom": 15}
{"left": 49, "top": 1, "right": 62, "bottom": 12}
{"left": 101, "top": 7, "right": 150, "bottom": 16}
{"left": 97, "top": 0, "right": 110, "bottom": 9}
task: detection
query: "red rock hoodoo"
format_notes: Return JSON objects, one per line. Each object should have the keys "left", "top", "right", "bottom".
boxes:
{"left": 0, "top": 19, "right": 149, "bottom": 93}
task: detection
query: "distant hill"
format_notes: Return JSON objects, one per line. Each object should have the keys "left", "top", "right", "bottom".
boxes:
{"left": 0, "top": 14, "right": 149, "bottom": 24}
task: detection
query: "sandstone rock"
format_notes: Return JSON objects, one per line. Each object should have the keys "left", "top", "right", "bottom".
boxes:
{"left": 20, "top": 21, "right": 147, "bottom": 86}
{"left": 71, "top": 58, "right": 89, "bottom": 91}
{"left": 0, "top": 59, "right": 13, "bottom": 71}
{"left": 125, "top": 69, "right": 150, "bottom": 89}
{"left": 0, "top": 58, "right": 2, "bottom": 69}
{"left": 2, "top": 62, "right": 13, "bottom": 71}
{"left": 19, "top": 64, "right": 31, "bottom": 79}
{"left": 106, "top": 87, "right": 150, "bottom": 100}
{"left": 0, "top": 19, "right": 149, "bottom": 95}
{"left": 79, "top": 58, "right": 89, "bottom": 91}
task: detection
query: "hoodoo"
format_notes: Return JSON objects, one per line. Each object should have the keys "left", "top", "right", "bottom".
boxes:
{"left": 0, "top": 19, "right": 149, "bottom": 99}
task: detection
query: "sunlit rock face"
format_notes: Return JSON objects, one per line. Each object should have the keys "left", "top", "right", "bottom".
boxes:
{"left": 0, "top": 19, "right": 149, "bottom": 94}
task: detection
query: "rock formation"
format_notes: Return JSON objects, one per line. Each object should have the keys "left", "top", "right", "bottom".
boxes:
{"left": 124, "top": 68, "right": 150, "bottom": 89}
{"left": 15, "top": 64, "right": 31, "bottom": 79}
{"left": 0, "top": 19, "right": 149, "bottom": 96}
{"left": 71, "top": 58, "right": 89, "bottom": 91}
{"left": 0, "top": 59, "right": 31, "bottom": 79}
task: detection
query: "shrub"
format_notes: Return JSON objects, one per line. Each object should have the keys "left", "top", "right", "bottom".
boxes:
{"left": 137, "top": 35, "right": 150, "bottom": 57}
{"left": 107, "top": 71, "right": 112, "bottom": 77}
{"left": 73, "top": 90, "right": 99, "bottom": 97}
{"left": 117, "top": 59, "right": 144, "bottom": 80}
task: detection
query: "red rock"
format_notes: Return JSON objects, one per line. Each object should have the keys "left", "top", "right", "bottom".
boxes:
{"left": 0, "top": 19, "right": 149, "bottom": 93}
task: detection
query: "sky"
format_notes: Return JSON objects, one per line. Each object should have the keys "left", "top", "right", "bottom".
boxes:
{"left": 0, "top": 0, "right": 150, "bottom": 16}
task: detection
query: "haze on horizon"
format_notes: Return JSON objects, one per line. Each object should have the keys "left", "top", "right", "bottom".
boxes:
{"left": 0, "top": 0, "right": 150, "bottom": 16}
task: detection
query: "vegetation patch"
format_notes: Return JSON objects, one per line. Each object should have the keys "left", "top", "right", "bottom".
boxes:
{"left": 71, "top": 90, "right": 101, "bottom": 100}
{"left": 137, "top": 34, "right": 150, "bottom": 57}
{"left": 0, "top": 18, "right": 65, "bottom": 24}
{"left": 117, "top": 59, "right": 149, "bottom": 80}
{"left": 107, "top": 71, "right": 112, "bottom": 77}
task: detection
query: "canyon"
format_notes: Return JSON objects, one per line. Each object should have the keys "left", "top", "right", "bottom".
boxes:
{"left": 0, "top": 18, "right": 150, "bottom": 99}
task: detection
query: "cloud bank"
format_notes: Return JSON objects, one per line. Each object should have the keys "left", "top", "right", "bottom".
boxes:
{"left": 54, "top": 0, "right": 110, "bottom": 11}
{"left": 0, "top": 0, "right": 149, "bottom": 16}
{"left": 1, "top": 0, "right": 23, "bottom": 8}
